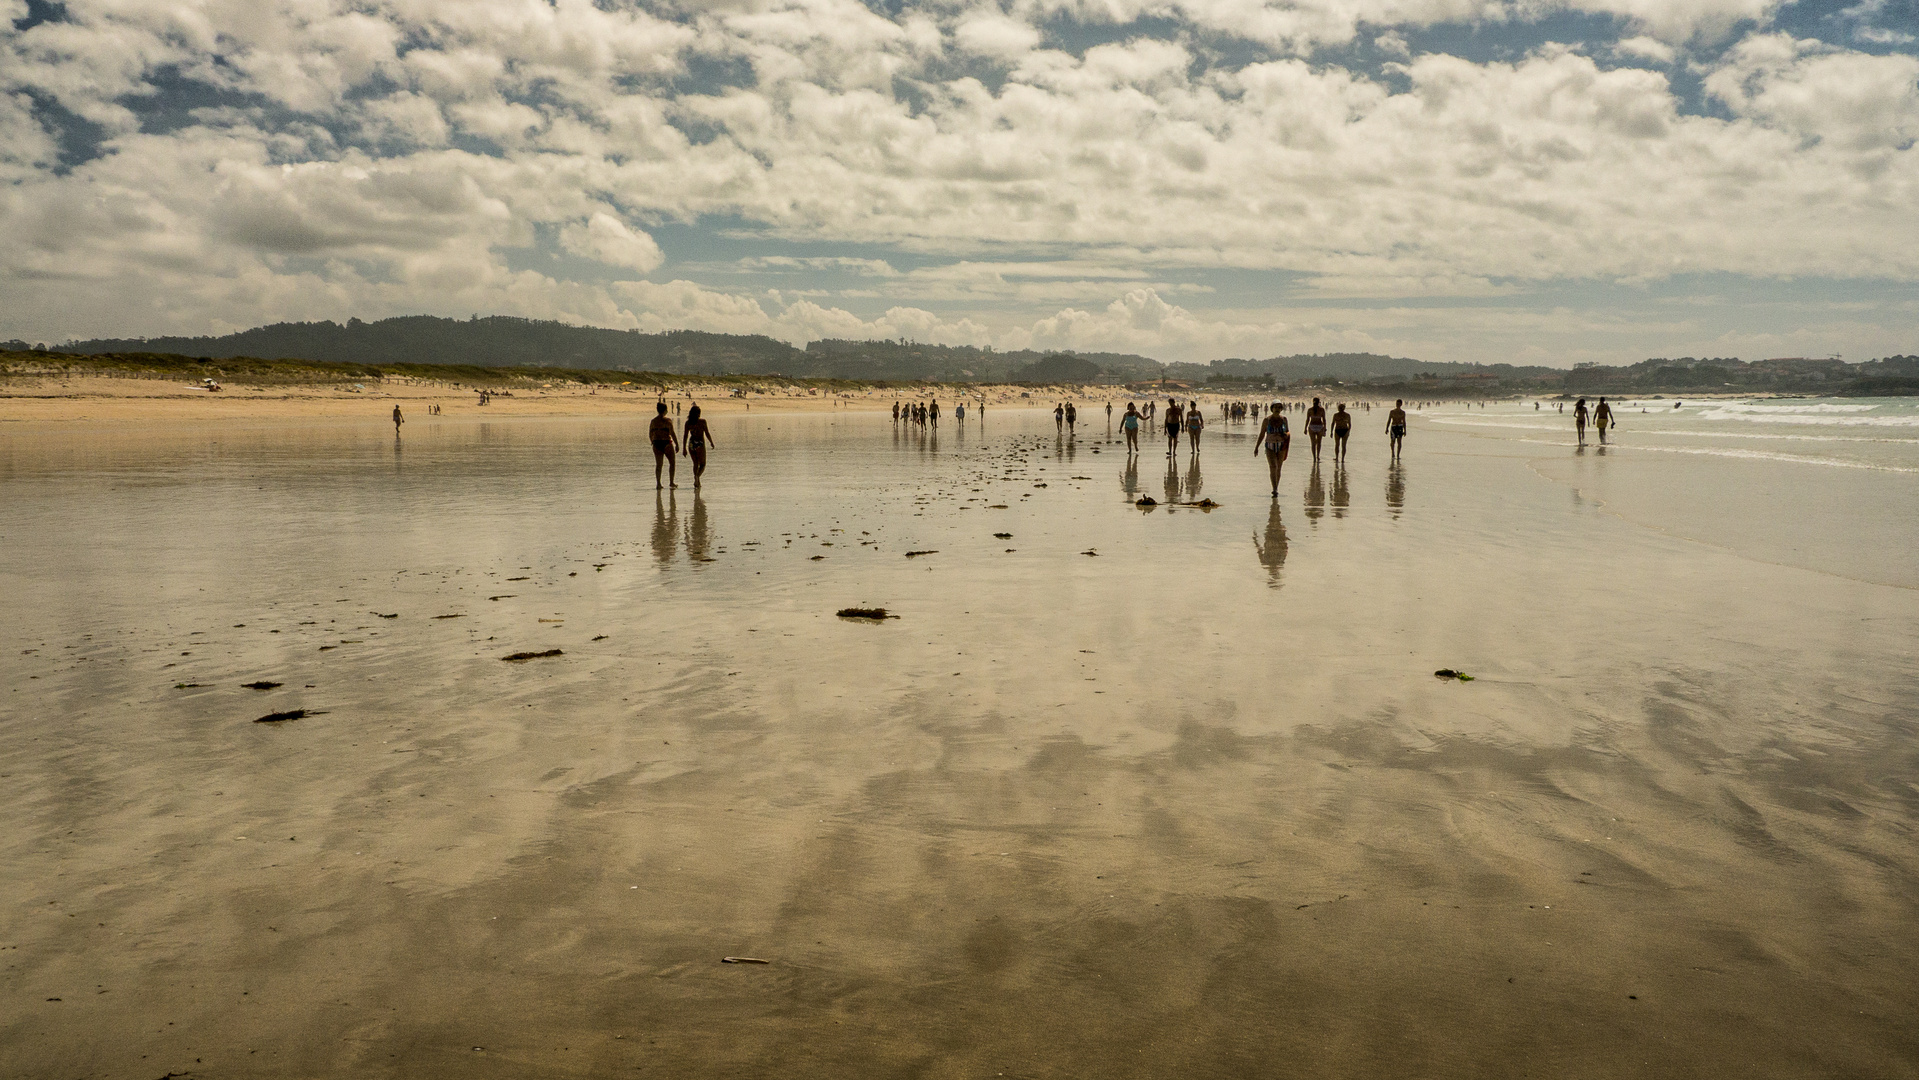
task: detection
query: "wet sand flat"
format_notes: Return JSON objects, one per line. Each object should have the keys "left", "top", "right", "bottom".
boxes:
{"left": 3, "top": 406, "right": 1917, "bottom": 1079}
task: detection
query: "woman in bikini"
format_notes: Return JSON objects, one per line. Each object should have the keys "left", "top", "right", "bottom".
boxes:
{"left": 1304, "top": 397, "right": 1328, "bottom": 463}
{"left": 1255, "top": 402, "right": 1290, "bottom": 496}
{"left": 681, "top": 404, "right": 714, "bottom": 487}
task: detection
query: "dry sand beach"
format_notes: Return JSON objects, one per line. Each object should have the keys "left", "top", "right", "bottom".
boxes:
{"left": 3, "top": 390, "right": 1918, "bottom": 1079}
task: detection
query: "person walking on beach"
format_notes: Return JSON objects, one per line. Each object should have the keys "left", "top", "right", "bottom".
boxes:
{"left": 1065, "top": 402, "right": 1077, "bottom": 434}
{"left": 1255, "top": 402, "right": 1290, "bottom": 496}
{"left": 682, "top": 404, "right": 714, "bottom": 488}
{"left": 649, "top": 401, "right": 679, "bottom": 488}
{"left": 1120, "top": 401, "right": 1141, "bottom": 455}
{"left": 1185, "top": 400, "right": 1204, "bottom": 453}
{"left": 392, "top": 405, "right": 404, "bottom": 436}
{"left": 1594, "top": 397, "right": 1614, "bottom": 443}
{"left": 1106, "top": 401, "right": 1113, "bottom": 424}
{"left": 1573, "top": 398, "right": 1590, "bottom": 443}
{"left": 1386, "top": 399, "right": 1407, "bottom": 463}
{"left": 892, "top": 401, "right": 900, "bottom": 422}
{"left": 1055, "top": 403, "right": 1065, "bottom": 432}
{"left": 1305, "top": 397, "right": 1328, "bottom": 463}
{"left": 1164, "top": 398, "right": 1183, "bottom": 458}
{"left": 930, "top": 400, "right": 940, "bottom": 426}
{"left": 1331, "top": 403, "right": 1351, "bottom": 463}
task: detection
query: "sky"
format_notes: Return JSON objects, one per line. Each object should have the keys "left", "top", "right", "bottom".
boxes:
{"left": 2, "top": 0, "right": 1916, "bottom": 365}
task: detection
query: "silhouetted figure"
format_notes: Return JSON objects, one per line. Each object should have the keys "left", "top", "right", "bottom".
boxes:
{"left": 650, "top": 402, "right": 679, "bottom": 488}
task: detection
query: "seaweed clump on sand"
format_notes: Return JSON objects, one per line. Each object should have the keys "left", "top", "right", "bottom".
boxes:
{"left": 836, "top": 608, "right": 896, "bottom": 620}
{"left": 255, "top": 709, "right": 311, "bottom": 723}
{"left": 1434, "top": 669, "right": 1475, "bottom": 681}
{"left": 502, "top": 649, "right": 565, "bottom": 662}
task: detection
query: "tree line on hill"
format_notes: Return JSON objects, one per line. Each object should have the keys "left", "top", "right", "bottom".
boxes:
{"left": 7, "top": 315, "right": 1915, "bottom": 395}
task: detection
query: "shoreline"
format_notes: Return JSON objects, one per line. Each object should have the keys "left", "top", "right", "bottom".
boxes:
{"left": 1, "top": 369, "right": 1793, "bottom": 426}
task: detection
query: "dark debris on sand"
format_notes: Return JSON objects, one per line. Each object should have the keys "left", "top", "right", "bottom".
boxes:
{"left": 836, "top": 608, "right": 897, "bottom": 620}
{"left": 502, "top": 649, "right": 564, "bottom": 662}
{"left": 254, "top": 709, "right": 311, "bottom": 723}
{"left": 904, "top": 550, "right": 938, "bottom": 558}
{"left": 241, "top": 681, "right": 282, "bottom": 690}
{"left": 1434, "top": 669, "right": 1476, "bottom": 681}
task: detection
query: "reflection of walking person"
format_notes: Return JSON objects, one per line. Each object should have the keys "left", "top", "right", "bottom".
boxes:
{"left": 682, "top": 404, "right": 714, "bottom": 488}
{"left": 1386, "top": 399, "right": 1407, "bottom": 463}
{"left": 1253, "top": 502, "right": 1288, "bottom": 586}
{"left": 392, "top": 405, "right": 404, "bottom": 436}
{"left": 649, "top": 402, "right": 679, "bottom": 488}
{"left": 1255, "top": 402, "right": 1289, "bottom": 496}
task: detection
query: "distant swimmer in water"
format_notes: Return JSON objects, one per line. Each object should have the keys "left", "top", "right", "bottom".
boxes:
{"left": 1164, "top": 398, "right": 1183, "bottom": 458}
{"left": 1255, "top": 402, "right": 1290, "bottom": 496}
{"left": 1121, "top": 401, "right": 1141, "bottom": 455}
{"left": 682, "top": 404, "right": 714, "bottom": 487}
{"left": 1331, "top": 402, "right": 1351, "bottom": 463}
{"left": 392, "top": 405, "right": 404, "bottom": 436}
{"left": 1305, "top": 397, "right": 1328, "bottom": 463}
{"left": 1594, "top": 397, "right": 1614, "bottom": 443}
{"left": 1573, "top": 397, "right": 1590, "bottom": 443}
{"left": 649, "top": 401, "right": 679, "bottom": 488}
{"left": 1386, "top": 399, "right": 1407, "bottom": 463}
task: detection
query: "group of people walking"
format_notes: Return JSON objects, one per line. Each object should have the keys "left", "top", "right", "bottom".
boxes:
{"left": 893, "top": 398, "right": 973, "bottom": 426}
{"left": 1248, "top": 398, "right": 1408, "bottom": 496}
{"left": 647, "top": 400, "right": 714, "bottom": 489}
{"left": 1572, "top": 396, "right": 1616, "bottom": 443}
{"left": 1109, "top": 396, "right": 1409, "bottom": 495}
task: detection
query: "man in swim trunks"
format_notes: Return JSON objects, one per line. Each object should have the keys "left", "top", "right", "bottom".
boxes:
{"left": 1331, "top": 402, "right": 1351, "bottom": 463}
{"left": 1304, "top": 397, "right": 1328, "bottom": 463}
{"left": 1386, "top": 399, "right": 1407, "bottom": 463}
{"left": 1065, "top": 401, "right": 1077, "bottom": 433}
{"left": 649, "top": 401, "right": 679, "bottom": 488}
{"left": 1255, "top": 402, "right": 1289, "bottom": 496}
{"left": 1164, "top": 398, "right": 1183, "bottom": 458}
{"left": 392, "top": 405, "right": 404, "bottom": 437}
{"left": 1594, "top": 397, "right": 1613, "bottom": 443}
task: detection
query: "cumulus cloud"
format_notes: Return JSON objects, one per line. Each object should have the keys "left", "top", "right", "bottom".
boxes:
{"left": 559, "top": 212, "right": 665, "bottom": 272}
{"left": 0, "top": 0, "right": 1914, "bottom": 364}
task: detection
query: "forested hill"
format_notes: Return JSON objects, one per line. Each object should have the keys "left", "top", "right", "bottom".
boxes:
{"left": 48, "top": 316, "right": 1497, "bottom": 382}
{"left": 59, "top": 316, "right": 806, "bottom": 376}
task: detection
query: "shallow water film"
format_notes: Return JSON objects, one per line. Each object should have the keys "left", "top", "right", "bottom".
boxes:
{"left": 4, "top": 402, "right": 1918, "bottom": 1079}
